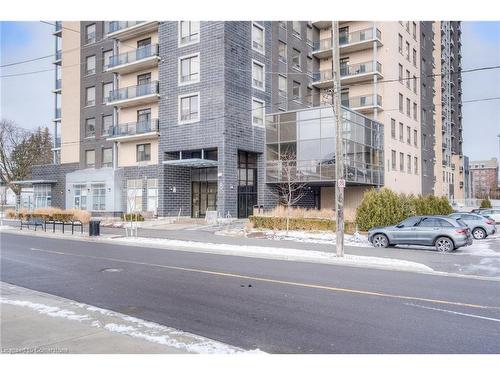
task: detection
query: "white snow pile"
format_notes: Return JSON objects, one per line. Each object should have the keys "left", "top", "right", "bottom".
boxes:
{"left": 263, "top": 230, "right": 372, "bottom": 247}
{"left": 1, "top": 299, "right": 92, "bottom": 322}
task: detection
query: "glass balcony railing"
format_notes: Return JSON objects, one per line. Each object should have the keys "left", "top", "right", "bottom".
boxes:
{"left": 340, "top": 61, "right": 382, "bottom": 78}
{"left": 107, "top": 44, "right": 159, "bottom": 69}
{"left": 55, "top": 50, "right": 62, "bottom": 61}
{"left": 313, "top": 38, "right": 332, "bottom": 52}
{"left": 342, "top": 94, "right": 382, "bottom": 109}
{"left": 106, "top": 81, "right": 159, "bottom": 103}
{"left": 55, "top": 108, "right": 61, "bottom": 119}
{"left": 54, "top": 137, "right": 61, "bottom": 148}
{"left": 55, "top": 21, "right": 62, "bottom": 33}
{"left": 339, "top": 28, "right": 381, "bottom": 46}
{"left": 312, "top": 70, "right": 334, "bottom": 82}
{"left": 55, "top": 79, "right": 62, "bottom": 90}
{"left": 108, "top": 21, "right": 146, "bottom": 34}
{"left": 109, "top": 119, "right": 159, "bottom": 137}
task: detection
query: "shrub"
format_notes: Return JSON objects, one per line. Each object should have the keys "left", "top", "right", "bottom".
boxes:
{"left": 249, "top": 215, "right": 356, "bottom": 233}
{"left": 66, "top": 208, "right": 91, "bottom": 224}
{"left": 261, "top": 206, "right": 335, "bottom": 219}
{"left": 480, "top": 198, "right": 492, "bottom": 209}
{"left": 122, "top": 213, "right": 144, "bottom": 221}
{"left": 5, "top": 209, "right": 16, "bottom": 219}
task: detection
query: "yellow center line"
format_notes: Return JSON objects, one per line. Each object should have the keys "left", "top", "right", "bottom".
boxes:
{"left": 28, "top": 247, "right": 500, "bottom": 312}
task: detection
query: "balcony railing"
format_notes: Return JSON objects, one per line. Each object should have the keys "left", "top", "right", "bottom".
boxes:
{"left": 109, "top": 119, "right": 159, "bottom": 138}
{"left": 106, "top": 81, "right": 159, "bottom": 103}
{"left": 108, "top": 21, "right": 146, "bottom": 34}
{"left": 55, "top": 79, "right": 62, "bottom": 91}
{"left": 55, "top": 21, "right": 62, "bottom": 33}
{"left": 313, "top": 38, "right": 332, "bottom": 52}
{"left": 342, "top": 94, "right": 382, "bottom": 109}
{"left": 107, "top": 44, "right": 159, "bottom": 69}
{"left": 312, "top": 70, "right": 334, "bottom": 82}
{"left": 54, "top": 137, "right": 61, "bottom": 148}
{"left": 55, "top": 50, "right": 62, "bottom": 61}
{"left": 339, "top": 28, "right": 381, "bottom": 46}
{"left": 55, "top": 108, "right": 61, "bottom": 119}
{"left": 341, "top": 61, "right": 382, "bottom": 78}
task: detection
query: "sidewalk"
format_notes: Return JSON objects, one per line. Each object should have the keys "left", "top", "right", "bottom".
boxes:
{"left": 0, "top": 282, "right": 251, "bottom": 354}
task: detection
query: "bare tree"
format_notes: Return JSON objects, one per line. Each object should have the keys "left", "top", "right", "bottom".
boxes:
{"left": 270, "top": 151, "right": 308, "bottom": 234}
{"left": 0, "top": 120, "right": 52, "bottom": 196}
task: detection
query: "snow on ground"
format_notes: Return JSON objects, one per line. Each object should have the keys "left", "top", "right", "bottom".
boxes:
{"left": 263, "top": 230, "right": 372, "bottom": 247}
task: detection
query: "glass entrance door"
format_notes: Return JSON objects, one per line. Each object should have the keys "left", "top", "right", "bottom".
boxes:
{"left": 192, "top": 181, "right": 217, "bottom": 218}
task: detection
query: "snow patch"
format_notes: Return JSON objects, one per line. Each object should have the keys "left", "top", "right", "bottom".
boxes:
{"left": 263, "top": 230, "right": 372, "bottom": 247}
{"left": 1, "top": 299, "right": 92, "bottom": 322}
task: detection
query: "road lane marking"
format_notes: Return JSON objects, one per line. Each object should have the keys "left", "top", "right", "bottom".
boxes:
{"left": 27, "top": 247, "right": 500, "bottom": 312}
{"left": 405, "top": 303, "right": 500, "bottom": 323}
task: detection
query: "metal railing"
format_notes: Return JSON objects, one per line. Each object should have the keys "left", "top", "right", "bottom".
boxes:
{"left": 339, "top": 27, "right": 381, "bottom": 46}
{"left": 106, "top": 81, "right": 159, "bottom": 103}
{"left": 109, "top": 119, "right": 159, "bottom": 137}
{"left": 55, "top": 108, "right": 61, "bottom": 119}
{"left": 107, "top": 44, "right": 159, "bottom": 69}
{"left": 108, "top": 21, "right": 146, "bottom": 34}
{"left": 342, "top": 94, "right": 382, "bottom": 108}
{"left": 340, "top": 61, "right": 382, "bottom": 77}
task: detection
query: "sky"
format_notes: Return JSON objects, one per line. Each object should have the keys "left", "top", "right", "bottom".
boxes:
{"left": 1, "top": 21, "right": 499, "bottom": 162}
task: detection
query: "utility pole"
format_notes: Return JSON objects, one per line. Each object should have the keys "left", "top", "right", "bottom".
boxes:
{"left": 331, "top": 21, "right": 344, "bottom": 257}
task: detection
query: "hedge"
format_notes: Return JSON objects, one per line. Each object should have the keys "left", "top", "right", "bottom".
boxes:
{"left": 122, "top": 213, "right": 145, "bottom": 221}
{"left": 355, "top": 188, "right": 453, "bottom": 231}
{"left": 6, "top": 208, "right": 91, "bottom": 223}
{"left": 249, "top": 215, "right": 356, "bottom": 233}
{"left": 480, "top": 198, "right": 492, "bottom": 208}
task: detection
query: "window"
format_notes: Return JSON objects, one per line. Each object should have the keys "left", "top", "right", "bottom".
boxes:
{"left": 407, "top": 126, "right": 411, "bottom": 144}
{"left": 413, "top": 75, "right": 417, "bottom": 93}
{"left": 127, "top": 179, "right": 142, "bottom": 213}
{"left": 306, "top": 57, "right": 313, "bottom": 76}
{"left": 398, "top": 64, "right": 403, "bottom": 83}
{"left": 147, "top": 178, "right": 158, "bottom": 214}
{"left": 405, "top": 41, "right": 410, "bottom": 61}
{"left": 399, "top": 93, "right": 404, "bottom": 113}
{"left": 292, "top": 80, "right": 301, "bottom": 100}
{"left": 34, "top": 184, "right": 51, "bottom": 208}
{"left": 85, "top": 118, "right": 95, "bottom": 137}
{"left": 137, "top": 108, "right": 151, "bottom": 126}
{"left": 102, "top": 148, "right": 113, "bottom": 167}
{"left": 85, "top": 150, "right": 95, "bottom": 167}
{"left": 278, "top": 75, "right": 287, "bottom": 96}
{"left": 413, "top": 102, "right": 418, "bottom": 120}
{"left": 86, "top": 55, "right": 96, "bottom": 75}
{"left": 136, "top": 143, "right": 151, "bottom": 162}
{"left": 399, "top": 122, "right": 404, "bottom": 142}
{"left": 103, "top": 49, "right": 113, "bottom": 70}
{"left": 86, "top": 86, "right": 95, "bottom": 106}
{"left": 398, "top": 34, "right": 403, "bottom": 54}
{"left": 292, "top": 21, "right": 301, "bottom": 37}
{"left": 306, "top": 87, "right": 312, "bottom": 106}
{"left": 279, "top": 21, "right": 287, "bottom": 29}
{"left": 414, "top": 129, "right": 418, "bottom": 146}
{"left": 252, "top": 60, "right": 265, "bottom": 90}
{"left": 400, "top": 152, "right": 404, "bottom": 172}
{"left": 252, "top": 98, "right": 265, "bottom": 126}
{"left": 137, "top": 37, "right": 151, "bottom": 48}
{"left": 73, "top": 184, "right": 87, "bottom": 210}
{"left": 92, "top": 184, "right": 106, "bottom": 211}
{"left": 85, "top": 23, "right": 96, "bottom": 44}
{"left": 413, "top": 22, "right": 417, "bottom": 39}
{"left": 412, "top": 48, "right": 417, "bottom": 67}
{"left": 179, "top": 53, "right": 200, "bottom": 84}
{"left": 406, "top": 70, "right": 410, "bottom": 89}
{"left": 306, "top": 26, "right": 313, "bottom": 45}
{"left": 102, "top": 82, "right": 113, "bottom": 103}
{"left": 179, "top": 93, "right": 200, "bottom": 123}
{"left": 252, "top": 22, "right": 265, "bottom": 54}
{"left": 406, "top": 98, "right": 411, "bottom": 117}
{"left": 278, "top": 41, "right": 287, "bottom": 63}
{"left": 179, "top": 21, "right": 200, "bottom": 45}
{"left": 414, "top": 156, "right": 418, "bottom": 174}
{"left": 406, "top": 21, "right": 410, "bottom": 32}
{"left": 341, "top": 90, "right": 349, "bottom": 106}
{"left": 391, "top": 119, "right": 396, "bottom": 139}
{"left": 391, "top": 150, "right": 396, "bottom": 170}
{"left": 102, "top": 115, "right": 113, "bottom": 136}
{"left": 407, "top": 154, "right": 412, "bottom": 173}
{"left": 137, "top": 73, "right": 151, "bottom": 86}
{"left": 292, "top": 48, "right": 301, "bottom": 70}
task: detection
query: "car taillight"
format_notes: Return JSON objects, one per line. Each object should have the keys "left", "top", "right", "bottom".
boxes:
{"left": 486, "top": 220, "right": 495, "bottom": 225}
{"left": 455, "top": 229, "right": 467, "bottom": 234}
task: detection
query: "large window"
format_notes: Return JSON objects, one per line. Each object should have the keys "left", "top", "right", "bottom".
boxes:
{"left": 73, "top": 184, "right": 87, "bottom": 210}
{"left": 102, "top": 148, "right": 113, "bottom": 167}
{"left": 85, "top": 23, "right": 96, "bottom": 44}
{"left": 398, "top": 64, "right": 403, "bottom": 83}
{"left": 292, "top": 80, "right": 301, "bottom": 100}
{"left": 391, "top": 118, "right": 396, "bottom": 139}
{"left": 179, "top": 93, "right": 200, "bottom": 124}
{"left": 306, "top": 57, "right": 313, "bottom": 76}
{"left": 252, "top": 98, "right": 265, "bottom": 126}
{"left": 414, "top": 157, "right": 418, "bottom": 174}
{"left": 405, "top": 41, "right": 410, "bottom": 61}
{"left": 136, "top": 143, "right": 151, "bottom": 162}
{"left": 179, "top": 53, "right": 200, "bottom": 84}
{"left": 306, "top": 26, "right": 313, "bottom": 45}
{"left": 102, "top": 82, "right": 113, "bottom": 103}
{"left": 86, "top": 55, "right": 96, "bottom": 75}
{"left": 399, "top": 122, "right": 404, "bottom": 142}
{"left": 92, "top": 184, "right": 106, "bottom": 211}
{"left": 399, "top": 93, "right": 404, "bottom": 113}
{"left": 400, "top": 152, "right": 404, "bottom": 172}
{"left": 147, "top": 178, "right": 158, "bottom": 214}
{"left": 391, "top": 150, "right": 396, "bottom": 170}
{"left": 406, "top": 70, "right": 410, "bottom": 89}
{"left": 86, "top": 86, "right": 95, "bottom": 106}
{"left": 85, "top": 118, "right": 95, "bottom": 137}
{"left": 407, "top": 154, "right": 412, "bottom": 173}
{"left": 252, "top": 23, "right": 264, "bottom": 54}
{"left": 406, "top": 98, "right": 411, "bottom": 117}
{"left": 237, "top": 151, "right": 258, "bottom": 218}
{"left": 34, "top": 184, "right": 51, "bottom": 208}
{"left": 103, "top": 49, "right": 113, "bottom": 70}
{"left": 278, "top": 75, "right": 287, "bottom": 97}
{"left": 85, "top": 149, "right": 95, "bottom": 167}
{"left": 407, "top": 126, "right": 411, "bottom": 144}
{"left": 413, "top": 75, "right": 417, "bottom": 93}
{"left": 127, "top": 179, "right": 142, "bottom": 213}
{"left": 398, "top": 34, "right": 403, "bottom": 54}
{"left": 413, "top": 102, "right": 418, "bottom": 120}
{"left": 292, "top": 48, "right": 301, "bottom": 70}
{"left": 413, "top": 48, "right": 417, "bottom": 67}
{"left": 252, "top": 60, "right": 265, "bottom": 90}
{"left": 292, "top": 21, "right": 301, "bottom": 37}
{"left": 102, "top": 115, "right": 113, "bottom": 136}
{"left": 179, "top": 21, "right": 200, "bottom": 45}
{"left": 278, "top": 41, "right": 287, "bottom": 63}
{"left": 414, "top": 129, "right": 418, "bottom": 147}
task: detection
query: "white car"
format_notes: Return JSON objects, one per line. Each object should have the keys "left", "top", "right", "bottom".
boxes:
{"left": 480, "top": 208, "right": 500, "bottom": 224}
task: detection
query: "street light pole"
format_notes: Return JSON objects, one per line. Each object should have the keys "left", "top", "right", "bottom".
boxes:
{"left": 332, "top": 21, "right": 344, "bottom": 257}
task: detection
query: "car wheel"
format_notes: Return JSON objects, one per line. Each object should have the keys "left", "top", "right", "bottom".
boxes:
{"left": 472, "top": 227, "right": 486, "bottom": 240}
{"left": 435, "top": 237, "right": 455, "bottom": 253}
{"left": 372, "top": 234, "right": 389, "bottom": 248}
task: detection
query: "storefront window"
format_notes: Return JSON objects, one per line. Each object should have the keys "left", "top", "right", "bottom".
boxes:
{"left": 92, "top": 184, "right": 106, "bottom": 211}
{"left": 127, "top": 179, "right": 142, "bottom": 213}
{"left": 34, "top": 184, "right": 52, "bottom": 208}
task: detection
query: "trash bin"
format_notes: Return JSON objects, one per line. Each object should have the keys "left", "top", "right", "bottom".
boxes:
{"left": 89, "top": 220, "right": 100, "bottom": 236}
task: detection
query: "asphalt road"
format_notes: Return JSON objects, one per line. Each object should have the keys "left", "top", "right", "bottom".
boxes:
{"left": 1, "top": 232, "right": 500, "bottom": 353}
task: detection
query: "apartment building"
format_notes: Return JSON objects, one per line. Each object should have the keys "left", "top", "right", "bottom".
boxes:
{"left": 311, "top": 21, "right": 422, "bottom": 195}
{"left": 469, "top": 158, "right": 499, "bottom": 198}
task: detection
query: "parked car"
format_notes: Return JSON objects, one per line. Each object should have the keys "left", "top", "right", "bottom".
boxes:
{"left": 477, "top": 208, "right": 500, "bottom": 224}
{"left": 470, "top": 208, "right": 485, "bottom": 214}
{"left": 448, "top": 212, "right": 496, "bottom": 239}
{"left": 368, "top": 216, "right": 473, "bottom": 252}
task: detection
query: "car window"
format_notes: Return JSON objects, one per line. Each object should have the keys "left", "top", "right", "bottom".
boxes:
{"left": 398, "top": 217, "right": 421, "bottom": 227}
{"left": 438, "top": 218, "right": 454, "bottom": 227}
{"left": 418, "top": 218, "right": 440, "bottom": 227}
{"left": 455, "top": 219, "right": 467, "bottom": 227}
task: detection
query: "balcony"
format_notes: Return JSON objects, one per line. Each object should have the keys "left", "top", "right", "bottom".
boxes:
{"left": 107, "top": 119, "right": 159, "bottom": 142}
{"left": 312, "top": 38, "right": 333, "bottom": 59}
{"left": 312, "top": 70, "right": 334, "bottom": 89}
{"left": 53, "top": 78, "right": 62, "bottom": 93}
{"left": 339, "top": 28, "right": 382, "bottom": 54}
{"left": 340, "top": 61, "right": 383, "bottom": 84}
{"left": 105, "top": 44, "right": 160, "bottom": 74}
{"left": 106, "top": 81, "right": 159, "bottom": 108}
{"left": 54, "top": 108, "right": 61, "bottom": 121}
{"left": 342, "top": 94, "right": 382, "bottom": 114}
{"left": 53, "top": 137, "right": 61, "bottom": 149}
{"left": 54, "top": 49, "right": 62, "bottom": 65}
{"left": 53, "top": 21, "right": 62, "bottom": 36}
{"left": 312, "top": 21, "right": 332, "bottom": 29}
{"left": 107, "top": 21, "right": 158, "bottom": 40}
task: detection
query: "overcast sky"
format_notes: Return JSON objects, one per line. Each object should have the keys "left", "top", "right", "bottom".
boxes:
{"left": 1, "top": 21, "right": 499, "bottom": 162}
